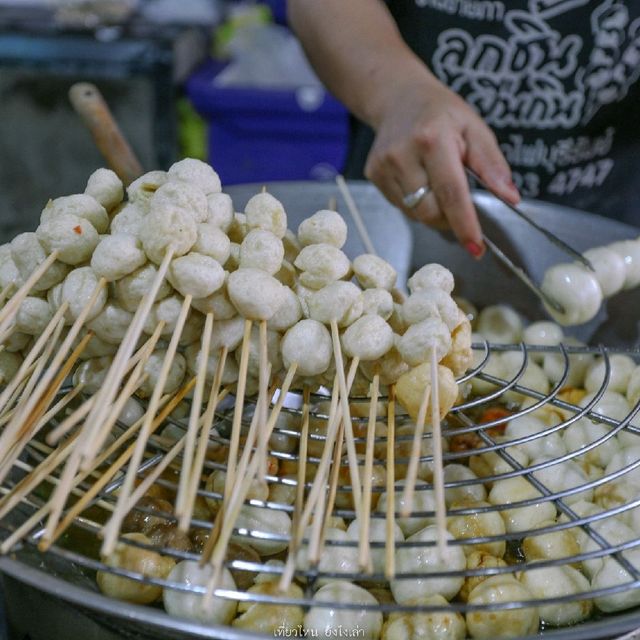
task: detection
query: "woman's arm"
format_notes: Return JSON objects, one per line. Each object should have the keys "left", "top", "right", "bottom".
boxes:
{"left": 288, "top": 0, "right": 520, "bottom": 257}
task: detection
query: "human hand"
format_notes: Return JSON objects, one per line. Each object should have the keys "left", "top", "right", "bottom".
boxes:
{"left": 364, "top": 73, "right": 520, "bottom": 258}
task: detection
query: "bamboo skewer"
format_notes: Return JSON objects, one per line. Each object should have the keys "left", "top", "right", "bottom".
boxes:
{"left": 385, "top": 385, "right": 397, "bottom": 580}
{"left": 0, "top": 282, "right": 14, "bottom": 307}
{"left": 335, "top": 175, "right": 377, "bottom": 256}
{"left": 257, "top": 319, "right": 270, "bottom": 482}
{"left": 46, "top": 395, "right": 96, "bottom": 446}
{"left": 358, "top": 374, "right": 379, "bottom": 573}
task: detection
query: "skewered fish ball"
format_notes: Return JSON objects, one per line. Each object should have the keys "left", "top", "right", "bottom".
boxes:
{"left": 397, "top": 317, "right": 452, "bottom": 366}
{"left": 152, "top": 181, "right": 208, "bottom": 223}
{"left": 239, "top": 228, "right": 284, "bottom": 275}
{"left": 308, "top": 281, "right": 363, "bottom": 327}
{"left": 447, "top": 500, "right": 506, "bottom": 557}
{"left": 346, "top": 518, "right": 404, "bottom": 576}
{"left": 97, "top": 533, "right": 175, "bottom": 604}
{"left": 193, "top": 223, "right": 231, "bottom": 264}
{"left": 84, "top": 168, "right": 123, "bottom": 212}
{"left": 376, "top": 480, "right": 436, "bottom": 536}
{"left": 392, "top": 526, "right": 466, "bottom": 603}
{"left": 609, "top": 239, "right": 640, "bottom": 290}
{"left": 114, "top": 263, "right": 172, "bottom": 312}
{"left": 61, "top": 267, "right": 107, "bottom": 322}
{"left": 282, "top": 319, "right": 332, "bottom": 377}
{"left": 342, "top": 315, "right": 394, "bottom": 361}
{"left": 0, "top": 351, "right": 22, "bottom": 385}
{"left": 583, "top": 245, "right": 626, "bottom": 297}
{"left": 267, "top": 286, "right": 302, "bottom": 332}
{"left": 205, "top": 471, "right": 267, "bottom": 515}
{"left": 590, "top": 549, "right": 640, "bottom": 612}
{"left": 210, "top": 316, "right": 246, "bottom": 352}
{"left": 168, "top": 253, "right": 225, "bottom": 299}
{"left": 541, "top": 263, "right": 603, "bottom": 326}
{"left": 118, "top": 397, "right": 144, "bottom": 427}
{"left": 244, "top": 192, "right": 287, "bottom": 239}
{"left": 476, "top": 304, "right": 523, "bottom": 344}
{"left": 442, "top": 311, "right": 473, "bottom": 376}
{"left": 87, "top": 302, "right": 134, "bottom": 345}
{"left": 296, "top": 526, "right": 358, "bottom": 584}
{"left": 304, "top": 582, "right": 382, "bottom": 640}
{"left": 585, "top": 354, "right": 635, "bottom": 394}
{"left": 167, "top": 158, "right": 221, "bottom": 195}
{"left": 0, "top": 253, "right": 22, "bottom": 291}
{"left": 402, "top": 288, "right": 459, "bottom": 330}
{"left": 127, "top": 171, "right": 167, "bottom": 210}
{"left": 360, "top": 347, "right": 410, "bottom": 386}
{"left": 163, "top": 561, "right": 237, "bottom": 624}
{"left": 142, "top": 295, "right": 201, "bottom": 340}
{"left": 466, "top": 575, "right": 539, "bottom": 639}
{"left": 228, "top": 268, "right": 285, "bottom": 321}
{"left": 36, "top": 213, "right": 99, "bottom": 265}
{"left": 353, "top": 254, "right": 397, "bottom": 290}
{"left": 395, "top": 363, "right": 458, "bottom": 422}
{"left": 235, "top": 325, "right": 282, "bottom": 378}
{"left": 297, "top": 209, "right": 348, "bottom": 248}
{"left": 90, "top": 234, "right": 146, "bottom": 281}
{"left": 294, "top": 243, "right": 351, "bottom": 289}
{"left": 11, "top": 232, "right": 69, "bottom": 292}
{"left": 142, "top": 206, "right": 197, "bottom": 265}
{"left": 137, "top": 351, "right": 186, "bottom": 398}
{"left": 42, "top": 193, "right": 109, "bottom": 233}
{"left": 110, "top": 203, "right": 146, "bottom": 238}
{"left": 232, "top": 505, "right": 291, "bottom": 555}
{"left": 15, "top": 296, "right": 52, "bottom": 336}
{"left": 408, "top": 263, "right": 454, "bottom": 295}
{"left": 206, "top": 193, "right": 234, "bottom": 231}
{"left": 381, "top": 593, "right": 466, "bottom": 640}
{"left": 192, "top": 285, "right": 237, "bottom": 319}
{"left": 361, "top": 288, "right": 394, "bottom": 319}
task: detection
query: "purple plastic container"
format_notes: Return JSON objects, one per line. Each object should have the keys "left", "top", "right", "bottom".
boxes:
{"left": 186, "top": 61, "right": 349, "bottom": 185}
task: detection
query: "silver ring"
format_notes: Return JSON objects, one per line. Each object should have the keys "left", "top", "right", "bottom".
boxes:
{"left": 402, "top": 185, "right": 429, "bottom": 209}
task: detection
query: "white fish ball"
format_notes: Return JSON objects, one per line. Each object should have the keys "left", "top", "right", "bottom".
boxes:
{"left": 36, "top": 213, "right": 99, "bottom": 265}
{"left": 403, "top": 288, "right": 459, "bottom": 330}
{"left": 16, "top": 296, "right": 53, "bottom": 335}
{"left": 91, "top": 233, "right": 146, "bottom": 281}
{"left": 236, "top": 325, "right": 282, "bottom": 378}
{"left": 11, "top": 232, "right": 68, "bottom": 292}
{"left": 127, "top": 171, "right": 168, "bottom": 210}
{"left": 142, "top": 206, "right": 197, "bottom": 264}
{"left": 297, "top": 209, "right": 347, "bottom": 248}
{"left": 504, "top": 415, "right": 566, "bottom": 462}
{"left": 397, "top": 317, "right": 452, "bottom": 366}
{"left": 408, "top": 264, "right": 454, "bottom": 295}
{"left": 583, "top": 245, "right": 627, "bottom": 297}
{"left": 361, "top": 288, "right": 393, "bottom": 320}
{"left": 342, "top": 315, "right": 393, "bottom": 361}
{"left": 476, "top": 304, "right": 523, "bottom": 343}
{"left": 585, "top": 354, "right": 636, "bottom": 394}
{"left": 294, "top": 243, "right": 351, "bottom": 290}
{"left": 227, "top": 268, "right": 285, "bottom": 321}
{"left": 110, "top": 203, "right": 146, "bottom": 238}
{"left": 282, "top": 319, "right": 332, "bottom": 377}
{"left": 296, "top": 527, "right": 358, "bottom": 585}
{"left": 563, "top": 417, "right": 620, "bottom": 468}
{"left": 376, "top": 480, "right": 436, "bottom": 537}
{"left": 466, "top": 576, "right": 539, "bottom": 638}
{"left": 244, "top": 192, "right": 287, "bottom": 238}
{"left": 360, "top": 347, "right": 410, "bottom": 387}
{"left": 392, "top": 526, "right": 465, "bottom": 603}
{"left": 353, "top": 254, "right": 397, "bottom": 290}
{"left": 152, "top": 180, "right": 208, "bottom": 223}
{"left": 591, "top": 550, "right": 640, "bottom": 612}
{"left": 304, "top": 582, "right": 382, "bottom": 640}
{"left": 604, "top": 445, "right": 640, "bottom": 488}
{"left": 185, "top": 343, "right": 239, "bottom": 385}
{"left": 73, "top": 356, "right": 112, "bottom": 394}
{"left": 118, "top": 397, "right": 144, "bottom": 427}
{"left": 0, "top": 255, "right": 22, "bottom": 291}
{"left": 580, "top": 390, "right": 631, "bottom": 435}
{"left": 41, "top": 193, "right": 109, "bottom": 233}
{"left": 169, "top": 253, "right": 225, "bottom": 299}
{"left": 84, "top": 168, "right": 123, "bottom": 211}
{"left": 609, "top": 239, "right": 640, "bottom": 290}
{"left": 239, "top": 228, "right": 284, "bottom": 275}
{"left": 447, "top": 500, "right": 506, "bottom": 557}
{"left": 113, "top": 263, "right": 172, "bottom": 312}
{"left": 541, "top": 263, "right": 603, "bottom": 326}
{"left": 501, "top": 352, "right": 550, "bottom": 403}
{"left": 443, "top": 464, "right": 486, "bottom": 505}
{"left": 232, "top": 505, "right": 291, "bottom": 555}
{"left": 144, "top": 295, "right": 203, "bottom": 343}
{"left": 346, "top": 518, "right": 404, "bottom": 576}
{"left": 206, "top": 193, "right": 234, "bottom": 231}
{"left": 210, "top": 316, "right": 246, "bottom": 351}
{"left": 61, "top": 267, "right": 106, "bottom": 322}
{"left": 532, "top": 456, "right": 593, "bottom": 504}
{"left": 522, "top": 519, "right": 580, "bottom": 564}
{"left": 87, "top": 302, "right": 133, "bottom": 345}
{"left": 268, "top": 286, "right": 302, "bottom": 332}
{"left": 542, "top": 336, "right": 593, "bottom": 388}
{"left": 0, "top": 351, "right": 22, "bottom": 385}
{"left": 442, "top": 311, "right": 473, "bottom": 376}
{"left": 163, "top": 561, "right": 236, "bottom": 624}
{"left": 167, "top": 158, "right": 221, "bottom": 195}
{"left": 522, "top": 321, "right": 564, "bottom": 362}
{"left": 138, "top": 351, "right": 186, "bottom": 398}
{"left": 193, "top": 223, "right": 231, "bottom": 264}
{"left": 192, "top": 285, "right": 237, "bottom": 320}
{"left": 307, "top": 281, "right": 363, "bottom": 327}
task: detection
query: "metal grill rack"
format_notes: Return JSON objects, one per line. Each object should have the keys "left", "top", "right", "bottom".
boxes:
{"left": 2, "top": 341, "right": 640, "bottom": 640}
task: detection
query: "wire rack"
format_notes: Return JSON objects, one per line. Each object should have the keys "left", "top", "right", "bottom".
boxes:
{"left": 2, "top": 341, "right": 640, "bottom": 639}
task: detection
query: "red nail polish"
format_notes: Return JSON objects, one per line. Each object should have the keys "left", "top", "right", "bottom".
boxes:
{"left": 465, "top": 241, "right": 484, "bottom": 258}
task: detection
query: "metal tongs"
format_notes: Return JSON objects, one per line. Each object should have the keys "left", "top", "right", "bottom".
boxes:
{"left": 467, "top": 168, "right": 594, "bottom": 315}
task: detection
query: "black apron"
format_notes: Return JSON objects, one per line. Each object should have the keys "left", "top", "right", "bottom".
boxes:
{"left": 344, "top": 0, "right": 640, "bottom": 225}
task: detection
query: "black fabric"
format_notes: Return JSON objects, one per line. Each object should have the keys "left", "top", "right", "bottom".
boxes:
{"left": 346, "top": 0, "right": 640, "bottom": 224}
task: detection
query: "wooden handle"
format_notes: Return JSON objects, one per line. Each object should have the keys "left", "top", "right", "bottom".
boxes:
{"left": 69, "top": 82, "right": 144, "bottom": 186}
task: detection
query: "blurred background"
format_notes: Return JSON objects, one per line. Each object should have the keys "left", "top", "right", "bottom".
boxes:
{"left": 0, "top": 0, "right": 349, "bottom": 238}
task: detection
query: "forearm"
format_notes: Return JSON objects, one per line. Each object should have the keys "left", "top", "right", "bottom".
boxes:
{"left": 287, "top": 0, "right": 436, "bottom": 128}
